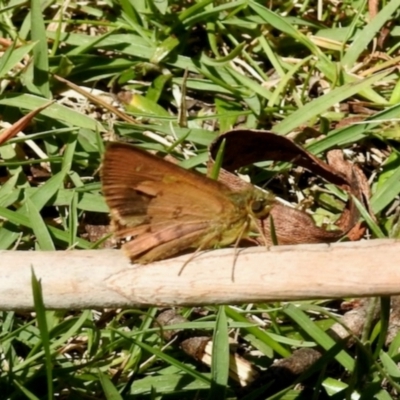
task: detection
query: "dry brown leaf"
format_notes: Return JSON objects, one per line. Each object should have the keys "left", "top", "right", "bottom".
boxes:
{"left": 209, "top": 129, "right": 373, "bottom": 245}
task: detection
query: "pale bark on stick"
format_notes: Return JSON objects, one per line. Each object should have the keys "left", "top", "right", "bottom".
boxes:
{"left": 0, "top": 239, "right": 399, "bottom": 311}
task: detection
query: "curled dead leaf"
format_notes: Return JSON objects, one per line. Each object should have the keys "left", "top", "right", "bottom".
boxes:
{"left": 209, "top": 129, "right": 373, "bottom": 245}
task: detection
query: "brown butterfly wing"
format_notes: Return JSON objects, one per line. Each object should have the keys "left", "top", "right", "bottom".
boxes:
{"left": 101, "top": 142, "right": 244, "bottom": 262}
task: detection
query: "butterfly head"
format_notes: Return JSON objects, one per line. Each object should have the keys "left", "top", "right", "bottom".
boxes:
{"left": 248, "top": 190, "right": 275, "bottom": 219}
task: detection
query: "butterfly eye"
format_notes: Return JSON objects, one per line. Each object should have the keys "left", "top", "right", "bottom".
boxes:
{"left": 251, "top": 200, "right": 265, "bottom": 214}
{"left": 251, "top": 197, "right": 273, "bottom": 218}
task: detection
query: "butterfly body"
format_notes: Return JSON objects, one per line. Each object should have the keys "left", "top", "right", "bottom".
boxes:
{"left": 101, "top": 142, "right": 274, "bottom": 263}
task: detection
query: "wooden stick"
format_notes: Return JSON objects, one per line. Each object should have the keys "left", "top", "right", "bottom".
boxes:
{"left": 1, "top": 239, "right": 399, "bottom": 310}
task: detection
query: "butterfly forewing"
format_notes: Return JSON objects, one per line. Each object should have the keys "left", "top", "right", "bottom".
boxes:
{"left": 102, "top": 142, "right": 252, "bottom": 262}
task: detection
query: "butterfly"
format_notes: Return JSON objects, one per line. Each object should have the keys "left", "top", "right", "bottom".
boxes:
{"left": 101, "top": 142, "right": 275, "bottom": 263}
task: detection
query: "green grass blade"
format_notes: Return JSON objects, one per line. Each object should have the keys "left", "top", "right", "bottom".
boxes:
{"left": 371, "top": 159, "right": 400, "bottom": 215}
{"left": 68, "top": 191, "right": 78, "bottom": 248}
{"left": 306, "top": 102, "right": 400, "bottom": 154}
{"left": 352, "top": 196, "right": 385, "bottom": 238}
{"left": 26, "top": 197, "right": 55, "bottom": 250}
{"left": 0, "top": 94, "right": 105, "bottom": 132}
{"left": 98, "top": 370, "right": 124, "bottom": 400}
{"left": 210, "top": 138, "right": 225, "bottom": 180}
{"left": 12, "top": 380, "right": 41, "bottom": 400}
{"left": 342, "top": 0, "right": 400, "bottom": 67}
{"left": 209, "top": 307, "right": 229, "bottom": 399}
{"left": 115, "top": 329, "right": 212, "bottom": 385}
{"left": 374, "top": 297, "right": 391, "bottom": 359}
{"left": 0, "top": 41, "right": 37, "bottom": 78}
{"left": 31, "top": 267, "right": 53, "bottom": 400}
{"left": 273, "top": 70, "right": 391, "bottom": 135}
{"left": 0, "top": 206, "right": 92, "bottom": 249}
{"left": 30, "top": 0, "right": 51, "bottom": 97}
{"left": 225, "top": 306, "right": 290, "bottom": 357}
{"left": 284, "top": 304, "right": 354, "bottom": 371}
{"left": 27, "top": 168, "right": 66, "bottom": 211}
